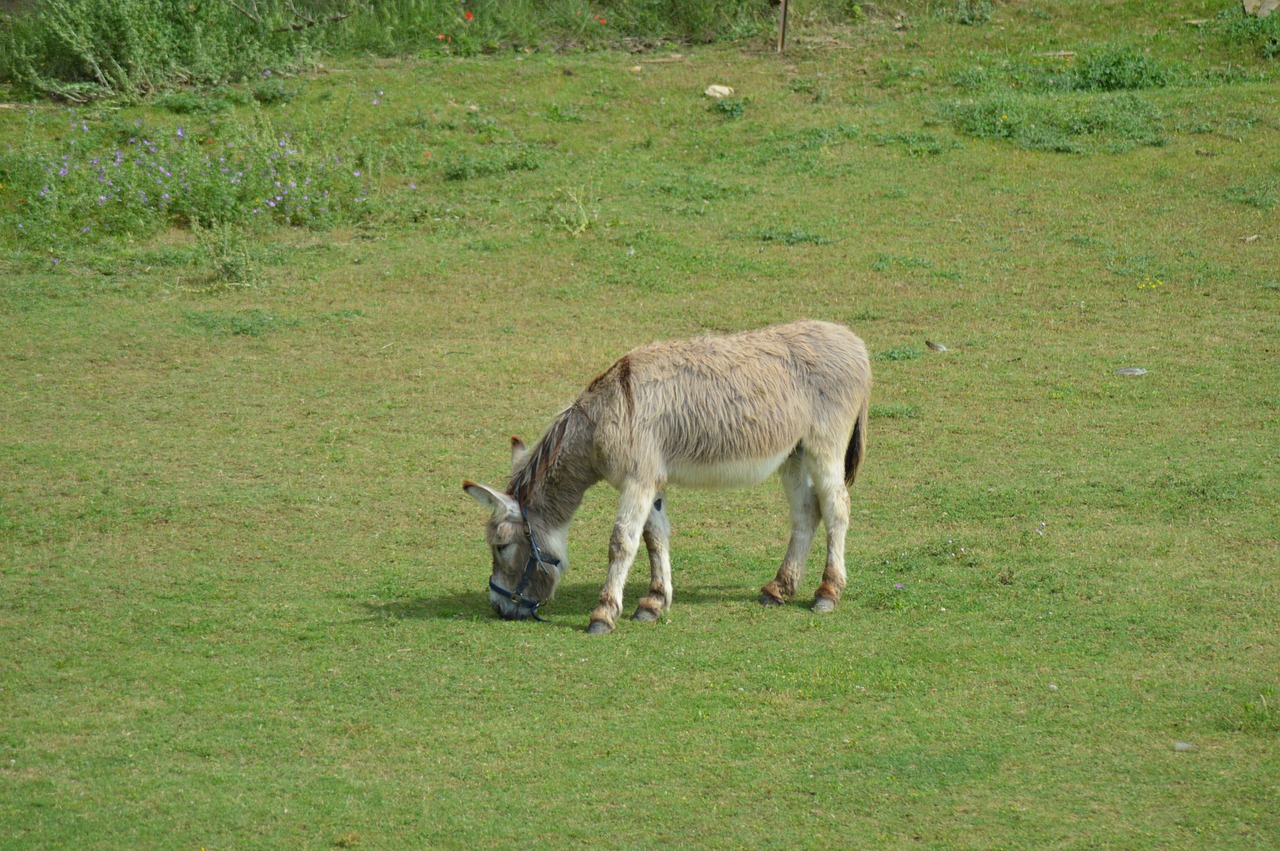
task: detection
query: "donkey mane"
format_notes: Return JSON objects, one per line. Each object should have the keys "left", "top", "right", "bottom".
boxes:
{"left": 507, "top": 403, "right": 593, "bottom": 509}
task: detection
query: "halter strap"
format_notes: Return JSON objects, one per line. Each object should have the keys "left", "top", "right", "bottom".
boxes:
{"left": 489, "top": 503, "right": 560, "bottom": 621}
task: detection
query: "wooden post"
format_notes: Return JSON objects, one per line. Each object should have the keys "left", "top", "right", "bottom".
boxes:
{"left": 777, "top": 0, "right": 790, "bottom": 52}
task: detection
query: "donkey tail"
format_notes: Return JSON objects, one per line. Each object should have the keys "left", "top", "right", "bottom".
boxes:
{"left": 844, "top": 398, "right": 868, "bottom": 486}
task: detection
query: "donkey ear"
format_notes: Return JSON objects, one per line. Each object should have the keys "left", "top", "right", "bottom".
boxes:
{"left": 510, "top": 436, "right": 530, "bottom": 474}
{"left": 463, "top": 481, "right": 518, "bottom": 517}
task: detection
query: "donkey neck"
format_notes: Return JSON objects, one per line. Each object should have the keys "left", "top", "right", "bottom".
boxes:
{"left": 509, "top": 404, "right": 601, "bottom": 533}
{"left": 523, "top": 474, "right": 592, "bottom": 531}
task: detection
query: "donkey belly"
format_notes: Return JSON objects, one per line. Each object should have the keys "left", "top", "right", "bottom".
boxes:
{"left": 666, "top": 448, "right": 793, "bottom": 489}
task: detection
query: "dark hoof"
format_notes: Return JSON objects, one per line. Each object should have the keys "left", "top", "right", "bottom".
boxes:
{"left": 812, "top": 596, "right": 837, "bottom": 613}
{"left": 586, "top": 620, "right": 614, "bottom": 635}
{"left": 631, "top": 607, "right": 661, "bottom": 623}
{"left": 758, "top": 592, "right": 786, "bottom": 607}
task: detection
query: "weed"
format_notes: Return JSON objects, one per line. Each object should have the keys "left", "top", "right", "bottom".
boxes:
{"left": 937, "top": 1, "right": 993, "bottom": 26}
{"left": 547, "top": 187, "right": 596, "bottom": 237}
{"left": 878, "top": 59, "right": 932, "bottom": 89}
{"left": 156, "top": 91, "right": 235, "bottom": 114}
{"left": 872, "top": 254, "right": 933, "bottom": 271}
{"left": 756, "top": 229, "right": 831, "bottom": 246}
{"left": 653, "top": 174, "right": 749, "bottom": 203}
{"left": 439, "top": 147, "right": 541, "bottom": 181}
{"left": 252, "top": 76, "right": 299, "bottom": 106}
{"left": 787, "top": 78, "right": 830, "bottom": 103}
{"left": 192, "top": 220, "right": 259, "bottom": 287}
{"left": 1216, "top": 6, "right": 1280, "bottom": 59}
{"left": 873, "top": 346, "right": 923, "bottom": 361}
{"left": 709, "top": 98, "right": 747, "bottom": 120}
{"left": 1068, "top": 46, "right": 1175, "bottom": 92}
{"left": 545, "top": 102, "right": 582, "bottom": 123}
{"left": 942, "top": 91, "right": 1165, "bottom": 152}
{"left": 867, "top": 130, "right": 959, "bottom": 156}
{"left": 870, "top": 404, "right": 921, "bottom": 419}
{"left": 758, "top": 123, "right": 860, "bottom": 157}
{"left": 949, "top": 45, "right": 1180, "bottom": 102}
{"left": 182, "top": 308, "right": 296, "bottom": 337}
{"left": 2, "top": 109, "right": 376, "bottom": 248}
{"left": 1218, "top": 689, "right": 1280, "bottom": 734}
{"left": 1224, "top": 178, "right": 1279, "bottom": 210}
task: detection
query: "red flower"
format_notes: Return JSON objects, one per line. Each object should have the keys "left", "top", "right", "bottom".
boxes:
{"left": 598, "top": 17, "right": 606, "bottom": 24}
{"left": 465, "top": 11, "right": 473, "bottom": 20}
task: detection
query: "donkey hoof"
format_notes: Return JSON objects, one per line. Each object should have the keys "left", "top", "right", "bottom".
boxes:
{"left": 631, "top": 607, "right": 661, "bottom": 623}
{"left": 812, "top": 596, "right": 837, "bottom": 613}
{"left": 758, "top": 592, "right": 786, "bottom": 607}
{"left": 586, "top": 620, "right": 614, "bottom": 635}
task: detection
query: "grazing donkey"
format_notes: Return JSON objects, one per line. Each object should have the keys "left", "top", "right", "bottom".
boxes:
{"left": 463, "top": 320, "right": 871, "bottom": 634}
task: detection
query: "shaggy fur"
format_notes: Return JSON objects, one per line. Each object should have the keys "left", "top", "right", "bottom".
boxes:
{"left": 464, "top": 320, "right": 872, "bottom": 633}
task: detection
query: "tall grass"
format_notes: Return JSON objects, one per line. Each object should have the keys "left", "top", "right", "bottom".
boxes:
{"left": 1217, "top": 4, "right": 1280, "bottom": 59}
{"left": 1, "top": 105, "right": 379, "bottom": 250}
{"left": 0, "top": 0, "right": 782, "bottom": 100}
{"left": 0, "top": 0, "right": 311, "bottom": 101}
{"left": 327, "top": 0, "right": 776, "bottom": 55}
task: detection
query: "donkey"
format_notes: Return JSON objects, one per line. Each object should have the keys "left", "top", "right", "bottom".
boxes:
{"left": 463, "top": 319, "right": 871, "bottom": 634}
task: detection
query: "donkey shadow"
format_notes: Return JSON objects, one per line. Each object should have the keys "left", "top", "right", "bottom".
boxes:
{"left": 359, "top": 579, "right": 762, "bottom": 628}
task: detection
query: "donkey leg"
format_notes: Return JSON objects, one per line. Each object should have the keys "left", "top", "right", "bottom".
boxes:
{"left": 809, "top": 457, "right": 851, "bottom": 613}
{"left": 760, "top": 454, "right": 821, "bottom": 606}
{"left": 589, "top": 481, "right": 657, "bottom": 634}
{"left": 633, "top": 495, "right": 672, "bottom": 623}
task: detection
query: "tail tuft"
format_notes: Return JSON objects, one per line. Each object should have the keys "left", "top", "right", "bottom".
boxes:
{"left": 844, "top": 400, "right": 868, "bottom": 486}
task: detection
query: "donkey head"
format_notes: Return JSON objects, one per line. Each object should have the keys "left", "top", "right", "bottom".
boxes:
{"left": 462, "top": 438, "right": 564, "bottom": 621}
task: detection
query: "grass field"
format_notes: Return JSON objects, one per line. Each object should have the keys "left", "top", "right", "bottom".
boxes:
{"left": 3, "top": 1, "right": 1279, "bottom": 847}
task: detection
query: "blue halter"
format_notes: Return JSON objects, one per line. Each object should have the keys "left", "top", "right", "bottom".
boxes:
{"left": 488, "top": 503, "right": 561, "bottom": 622}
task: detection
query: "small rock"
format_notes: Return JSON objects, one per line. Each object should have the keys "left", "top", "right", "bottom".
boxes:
{"left": 704, "top": 85, "right": 734, "bottom": 99}
{"left": 926, "top": 340, "right": 947, "bottom": 352}
{"left": 1115, "top": 367, "right": 1148, "bottom": 376}
{"left": 1173, "top": 741, "right": 1198, "bottom": 752}
{"left": 1243, "top": 1, "right": 1280, "bottom": 19}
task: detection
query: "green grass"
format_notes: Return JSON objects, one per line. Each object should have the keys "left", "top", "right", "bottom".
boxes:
{"left": 3, "top": 2, "right": 1280, "bottom": 847}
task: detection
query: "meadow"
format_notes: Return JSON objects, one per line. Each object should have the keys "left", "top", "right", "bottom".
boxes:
{"left": 2, "top": 1, "right": 1278, "bottom": 847}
